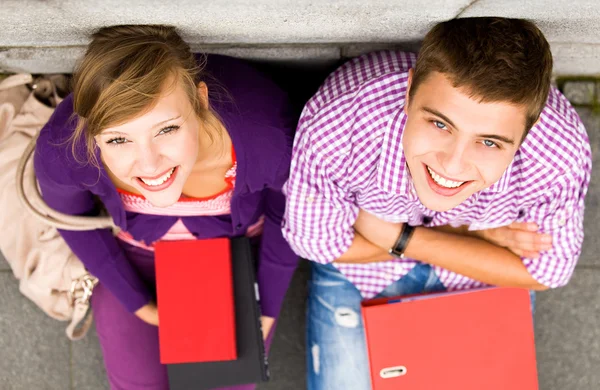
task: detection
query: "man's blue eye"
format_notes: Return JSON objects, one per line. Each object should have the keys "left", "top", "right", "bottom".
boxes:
{"left": 483, "top": 140, "right": 497, "bottom": 148}
{"left": 433, "top": 121, "right": 446, "bottom": 129}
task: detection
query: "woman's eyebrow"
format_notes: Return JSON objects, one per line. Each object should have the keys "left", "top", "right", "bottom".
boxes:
{"left": 101, "top": 130, "right": 126, "bottom": 136}
{"left": 100, "top": 116, "right": 182, "bottom": 135}
{"left": 151, "top": 116, "right": 181, "bottom": 129}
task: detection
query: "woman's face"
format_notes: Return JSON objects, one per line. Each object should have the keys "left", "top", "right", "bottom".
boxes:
{"left": 95, "top": 79, "right": 204, "bottom": 208}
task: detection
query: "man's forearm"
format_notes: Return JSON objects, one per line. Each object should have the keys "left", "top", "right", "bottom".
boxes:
{"left": 334, "top": 232, "right": 392, "bottom": 264}
{"left": 405, "top": 227, "right": 548, "bottom": 290}
{"left": 351, "top": 212, "right": 547, "bottom": 290}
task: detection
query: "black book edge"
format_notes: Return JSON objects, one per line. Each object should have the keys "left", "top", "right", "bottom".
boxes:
{"left": 234, "top": 237, "right": 270, "bottom": 381}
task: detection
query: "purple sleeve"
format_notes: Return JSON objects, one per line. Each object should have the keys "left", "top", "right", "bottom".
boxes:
{"left": 256, "top": 187, "right": 300, "bottom": 318}
{"left": 255, "top": 134, "right": 300, "bottom": 318}
{"left": 34, "top": 145, "right": 152, "bottom": 313}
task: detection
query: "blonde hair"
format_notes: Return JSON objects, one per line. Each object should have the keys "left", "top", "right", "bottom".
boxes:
{"left": 71, "top": 25, "right": 221, "bottom": 166}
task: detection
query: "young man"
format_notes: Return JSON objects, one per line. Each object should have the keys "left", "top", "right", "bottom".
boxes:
{"left": 282, "top": 17, "right": 591, "bottom": 389}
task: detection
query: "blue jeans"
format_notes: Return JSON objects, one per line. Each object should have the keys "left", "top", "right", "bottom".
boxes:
{"left": 305, "top": 262, "right": 536, "bottom": 390}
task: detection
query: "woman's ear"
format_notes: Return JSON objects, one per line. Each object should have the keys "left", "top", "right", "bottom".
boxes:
{"left": 197, "top": 81, "right": 209, "bottom": 109}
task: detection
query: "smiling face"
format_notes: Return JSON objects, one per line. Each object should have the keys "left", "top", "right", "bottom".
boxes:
{"left": 95, "top": 78, "right": 205, "bottom": 208}
{"left": 402, "top": 71, "right": 528, "bottom": 212}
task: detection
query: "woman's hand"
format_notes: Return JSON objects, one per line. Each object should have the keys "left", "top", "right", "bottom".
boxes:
{"left": 260, "top": 316, "right": 275, "bottom": 340}
{"left": 473, "top": 222, "right": 553, "bottom": 258}
{"left": 134, "top": 302, "right": 159, "bottom": 326}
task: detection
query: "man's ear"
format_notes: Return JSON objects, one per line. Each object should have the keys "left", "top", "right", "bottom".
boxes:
{"left": 197, "top": 81, "right": 209, "bottom": 109}
{"left": 521, "top": 116, "right": 541, "bottom": 144}
{"left": 404, "top": 68, "right": 414, "bottom": 115}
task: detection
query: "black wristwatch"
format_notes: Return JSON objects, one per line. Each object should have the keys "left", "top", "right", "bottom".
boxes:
{"left": 388, "top": 224, "right": 416, "bottom": 258}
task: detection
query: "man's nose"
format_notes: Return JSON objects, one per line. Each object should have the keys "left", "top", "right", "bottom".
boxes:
{"left": 439, "top": 140, "right": 469, "bottom": 178}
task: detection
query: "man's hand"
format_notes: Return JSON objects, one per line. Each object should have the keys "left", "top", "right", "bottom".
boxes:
{"left": 134, "top": 302, "right": 159, "bottom": 326}
{"left": 260, "top": 316, "right": 275, "bottom": 340}
{"left": 472, "top": 222, "right": 552, "bottom": 258}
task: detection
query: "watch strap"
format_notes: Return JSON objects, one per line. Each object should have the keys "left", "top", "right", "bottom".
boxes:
{"left": 388, "top": 224, "right": 415, "bottom": 258}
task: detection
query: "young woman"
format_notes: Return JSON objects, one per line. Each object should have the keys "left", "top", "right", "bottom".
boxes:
{"left": 34, "top": 25, "right": 299, "bottom": 390}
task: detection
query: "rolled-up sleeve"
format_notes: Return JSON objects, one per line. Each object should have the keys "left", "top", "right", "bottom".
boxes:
{"left": 282, "top": 114, "right": 358, "bottom": 263}
{"left": 522, "top": 169, "right": 590, "bottom": 288}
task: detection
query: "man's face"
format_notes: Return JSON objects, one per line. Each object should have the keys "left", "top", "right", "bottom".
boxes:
{"left": 402, "top": 71, "right": 527, "bottom": 212}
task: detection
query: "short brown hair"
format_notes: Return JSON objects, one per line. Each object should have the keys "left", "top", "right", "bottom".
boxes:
{"left": 410, "top": 17, "right": 553, "bottom": 134}
{"left": 71, "top": 25, "right": 220, "bottom": 165}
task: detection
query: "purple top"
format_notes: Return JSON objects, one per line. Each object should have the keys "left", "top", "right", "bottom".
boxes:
{"left": 283, "top": 51, "right": 592, "bottom": 297}
{"left": 34, "top": 55, "right": 299, "bottom": 317}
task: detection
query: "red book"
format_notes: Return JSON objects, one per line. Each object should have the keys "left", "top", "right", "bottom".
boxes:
{"left": 155, "top": 238, "right": 237, "bottom": 364}
{"left": 361, "top": 287, "right": 538, "bottom": 390}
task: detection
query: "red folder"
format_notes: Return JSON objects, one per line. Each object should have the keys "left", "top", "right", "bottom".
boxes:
{"left": 155, "top": 238, "right": 237, "bottom": 364}
{"left": 361, "top": 287, "right": 538, "bottom": 390}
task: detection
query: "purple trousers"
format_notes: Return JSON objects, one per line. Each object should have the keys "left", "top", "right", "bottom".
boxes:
{"left": 91, "top": 242, "right": 275, "bottom": 390}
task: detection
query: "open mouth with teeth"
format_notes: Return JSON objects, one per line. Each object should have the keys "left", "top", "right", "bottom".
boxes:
{"left": 137, "top": 166, "right": 178, "bottom": 191}
{"left": 424, "top": 164, "right": 471, "bottom": 196}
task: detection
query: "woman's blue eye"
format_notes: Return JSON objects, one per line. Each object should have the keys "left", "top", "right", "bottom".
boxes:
{"left": 483, "top": 139, "right": 498, "bottom": 148}
{"left": 433, "top": 121, "right": 447, "bottom": 130}
{"left": 107, "top": 137, "right": 127, "bottom": 145}
{"left": 158, "top": 125, "right": 180, "bottom": 135}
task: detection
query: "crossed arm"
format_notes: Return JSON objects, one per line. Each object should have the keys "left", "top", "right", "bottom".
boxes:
{"left": 338, "top": 210, "right": 550, "bottom": 290}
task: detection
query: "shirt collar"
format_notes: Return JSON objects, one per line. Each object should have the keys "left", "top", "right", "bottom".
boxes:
{"left": 376, "top": 107, "right": 411, "bottom": 196}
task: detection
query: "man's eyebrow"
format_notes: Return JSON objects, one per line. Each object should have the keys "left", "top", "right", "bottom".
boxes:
{"left": 422, "top": 107, "right": 458, "bottom": 129}
{"left": 421, "top": 106, "right": 515, "bottom": 145}
{"left": 100, "top": 116, "right": 181, "bottom": 135}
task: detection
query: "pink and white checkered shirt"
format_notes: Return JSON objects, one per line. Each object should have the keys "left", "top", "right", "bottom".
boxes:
{"left": 282, "top": 51, "right": 592, "bottom": 298}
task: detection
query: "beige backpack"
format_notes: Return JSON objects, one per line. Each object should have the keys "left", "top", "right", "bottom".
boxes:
{"left": 0, "top": 74, "right": 116, "bottom": 340}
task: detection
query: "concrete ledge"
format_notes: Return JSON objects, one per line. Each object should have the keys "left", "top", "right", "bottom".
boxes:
{"left": 0, "top": 47, "right": 86, "bottom": 74}
{"left": 341, "top": 42, "right": 423, "bottom": 58}
{"left": 461, "top": 0, "right": 600, "bottom": 43}
{"left": 0, "top": 45, "right": 342, "bottom": 74}
{"left": 550, "top": 43, "right": 600, "bottom": 76}
{"left": 2, "top": 0, "right": 599, "bottom": 75}
{"left": 3, "top": 1, "right": 600, "bottom": 46}
{"left": 2, "top": 42, "right": 599, "bottom": 76}
{"left": 0, "top": 0, "right": 471, "bottom": 46}
{"left": 195, "top": 45, "right": 342, "bottom": 65}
